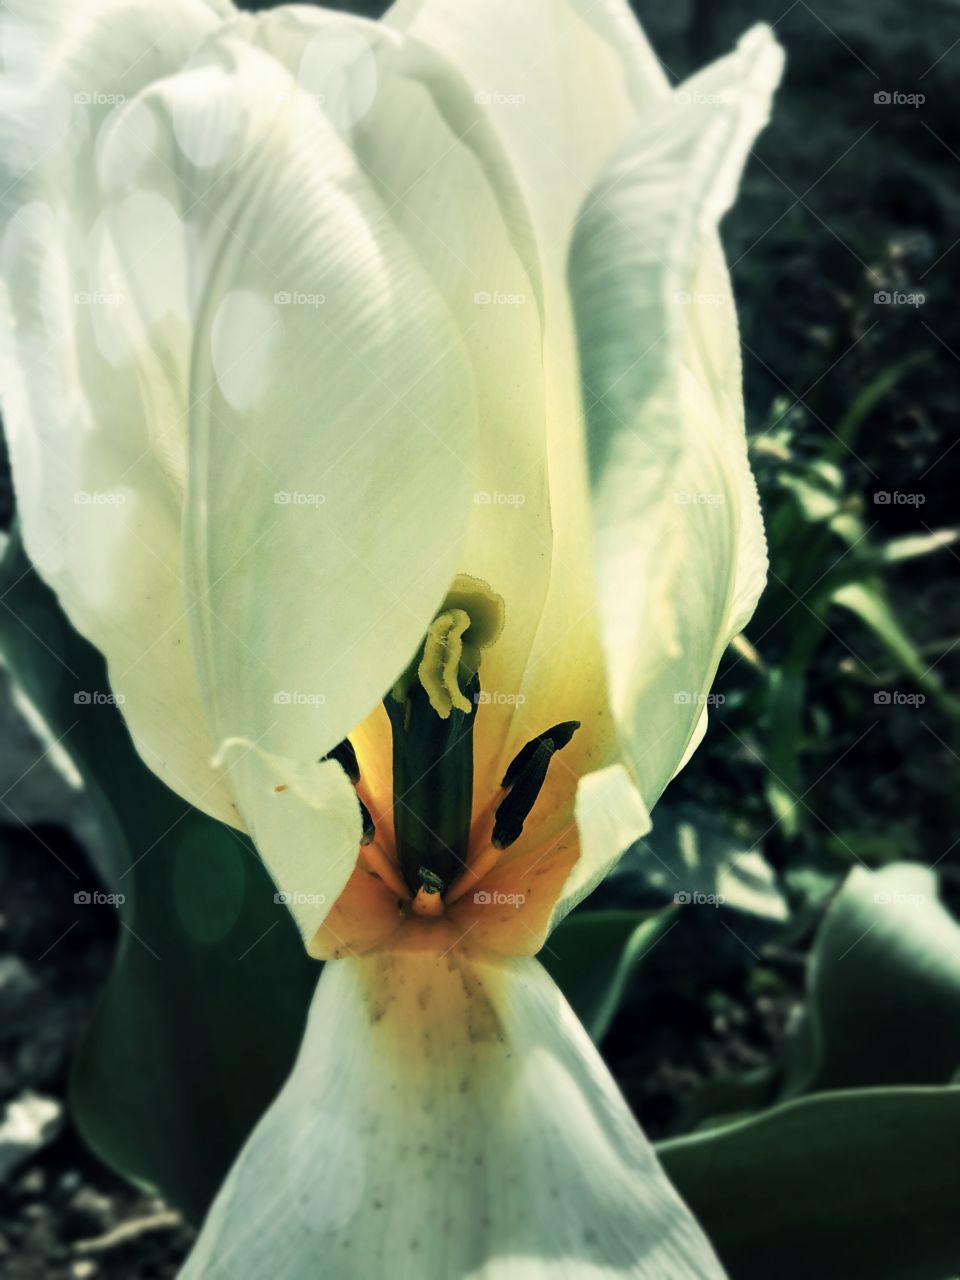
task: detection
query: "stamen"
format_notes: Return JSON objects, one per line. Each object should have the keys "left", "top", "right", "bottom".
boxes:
{"left": 321, "top": 736, "right": 374, "bottom": 845}
{"left": 358, "top": 794, "right": 376, "bottom": 846}
{"left": 360, "top": 841, "right": 411, "bottom": 901}
{"left": 492, "top": 722, "right": 581, "bottom": 850}
{"left": 501, "top": 721, "right": 581, "bottom": 789}
{"left": 321, "top": 738, "right": 361, "bottom": 785}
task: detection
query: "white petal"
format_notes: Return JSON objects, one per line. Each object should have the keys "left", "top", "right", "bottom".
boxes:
{"left": 568, "top": 26, "right": 783, "bottom": 808}
{"left": 212, "top": 740, "right": 361, "bottom": 944}
{"left": 555, "top": 763, "right": 652, "bottom": 927}
{"left": 0, "top": 0, "right": 238, "bottom": 823}
{"left": 153, "top": 34, "right": 481, "bottom": 782}
{"left": 243, "top": 6, "right": 568, "bottom": 795}
{"left": 180, "top": 950, "right": 725, "bottom": 1278}
{"left": 386, "top": 0, "right": 669, "bottom": 262}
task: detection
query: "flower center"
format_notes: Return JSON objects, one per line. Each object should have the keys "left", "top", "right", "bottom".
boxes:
{"left": 384, "top": 574, "right": 502, "bottom": 905}
{"left": 325, "top": 574, "right": 581, "bottom": 922}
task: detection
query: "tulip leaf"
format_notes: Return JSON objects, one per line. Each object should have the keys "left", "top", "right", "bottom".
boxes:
{"left": 788, "top": 862, "right": 960, "bottom": 1094}
{"left": 830, "top": 579, "right": 960, "bottom": 717}
{"left": 593, "top": 803, "right": 787, "bottom": 922}
{"left": 0, "top": 531, "right": 315, "bottom": 1222}
{"left": 540, "top": 908, "right": 669, "bottom": 1042}
{"left": 658, "top": 1085, "right": 960, "bottom": 1280}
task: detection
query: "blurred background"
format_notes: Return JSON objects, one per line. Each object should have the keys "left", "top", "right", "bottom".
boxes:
{"left": 0, "top": 1, "right": 957, "bottom": 1277}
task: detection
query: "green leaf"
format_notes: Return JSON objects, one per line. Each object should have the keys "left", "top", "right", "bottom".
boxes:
{"left": 823, "top": 354, "right": 927, "bottom": 464}
{"left": 872, "top": 528, "right": 958, "bottom": 565}
{"left": 540, "top": 909, "right": 669, "bottom": 1042}
{"left": 793, "top": 862, "right": 960, "bottom": 1093}
{"left": 0, "top": 532, "right": 314, "bottom": 1221}
{"left": 658, "top": 1085, "right": 960, "bottom": 1280}
{"left": 623, "top": 802, "right": 788, "bottom": 921}
{"left": 830, "top": 579, "right": 960, "bottom": 717}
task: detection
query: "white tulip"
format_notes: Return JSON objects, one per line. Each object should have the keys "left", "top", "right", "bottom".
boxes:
{"left": 0, "top": 1, "right": 781, "bottom": 1275}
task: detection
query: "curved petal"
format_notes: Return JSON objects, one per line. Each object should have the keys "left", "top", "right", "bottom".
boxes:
{"left": 83, "top": 29, "right": 489, "bottom": 917}
{"left": 180, "top": 950, "right": 725, "bottom": 1278}
{"left": 245, "top": 7, "right": 641, "bottom": 935}
{"left": 212, "top": 740, "right": 362, "bottom": 946}
{"left": 240, "top": 5, "right": 563, "bottom": 799}
{"left": 96, "top": 33, "right": 476, "bottom": 786}
{"left": 568, "top": 26, "right": 783, "bottom": 809}
{"left": 0, "top": 0, "right": 238, "bottom": 823}
{"left": 385, "top": 0, "right": 669, "bottom": 262}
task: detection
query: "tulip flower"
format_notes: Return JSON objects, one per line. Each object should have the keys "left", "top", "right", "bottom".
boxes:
{"left": 0, "top": 0, "right": 781, "bottom": 1275}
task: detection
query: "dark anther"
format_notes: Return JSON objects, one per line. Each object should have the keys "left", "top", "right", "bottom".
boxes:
{"left": 321, "top": 737, "right": 361, "bottom": 785}
{"left": 358, "top": 794, "right": 376, "bottom": 846}
{"left": 493, "top": 721, "right": 581, "bottom": 850}
{"left": 418, "top": 867, "right": 445, "bottom": 895}
{"left": 501, "top": 721, "right": 580, "bottom": 789}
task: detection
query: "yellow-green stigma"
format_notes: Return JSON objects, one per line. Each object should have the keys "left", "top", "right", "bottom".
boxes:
{"left": 391, "top": 574, "right": 504, "bottom": 719}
